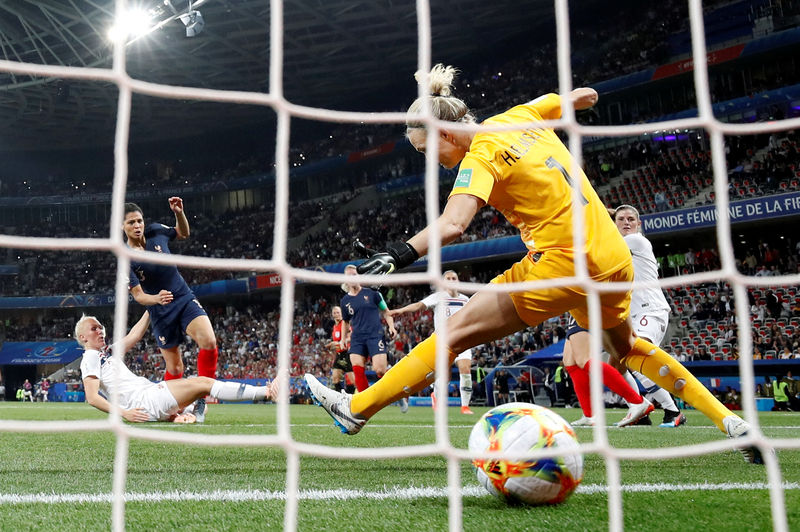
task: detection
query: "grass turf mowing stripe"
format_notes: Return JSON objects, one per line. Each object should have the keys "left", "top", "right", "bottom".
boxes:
{"left": 2, "top": 482, "right": 798, "bottom": 505}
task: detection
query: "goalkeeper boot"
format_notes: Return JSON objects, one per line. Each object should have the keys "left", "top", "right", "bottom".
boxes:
{"left": 305, "top": 374, "right": 366, "bottom": 435}
{"left": 724, "top": 416, "right": 764, "bottom": 465}
{"left": 614, "top": 398, "right": 654, "bottom": 427}
{"left": 461, "top": 406, "right": 475, "bottom": 415}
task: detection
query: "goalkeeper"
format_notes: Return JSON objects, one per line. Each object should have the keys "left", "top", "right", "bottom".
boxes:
{"left": 306, "top": 64, "right": 761, "bottom": 464}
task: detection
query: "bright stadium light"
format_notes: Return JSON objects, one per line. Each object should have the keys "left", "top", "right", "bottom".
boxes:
{"left": 107, "top": 8, "right": 154, "bottom": 43}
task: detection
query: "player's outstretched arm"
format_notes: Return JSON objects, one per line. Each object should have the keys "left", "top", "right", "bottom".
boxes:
{"left": 382, "top": 309, "right": 397, "bottom": 339}
{"left": 169, "top": 196, "right": 191, "bottom": 239}
{"left": 389, "top": 301, "right": 426, "bottom": 316}
{"left": 407, "top": 194, "right": 481, "bottom": 258}
{"left": 357, "top": 194, "right": 481, "bottom": 275}
{"left": 82, "top": 376, "right": 149, "bottom": 422}
{"left": 121, "top": 311, "right": 150, "bottom": 353}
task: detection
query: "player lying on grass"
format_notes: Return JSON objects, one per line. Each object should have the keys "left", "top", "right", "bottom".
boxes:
{"left": 76, "top": 312, "right": 278, "bottom": 423}
{"left": 305, "top": 64, "right": 762, "bottom": 464}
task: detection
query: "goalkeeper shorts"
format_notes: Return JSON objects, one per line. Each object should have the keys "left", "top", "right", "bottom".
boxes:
{"left": 490, "top": 249, "right": 632, "bottom": 330}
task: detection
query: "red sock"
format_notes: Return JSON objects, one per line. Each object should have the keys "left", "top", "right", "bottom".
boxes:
{"left": 164, "top": 370, "right": 183, "bottom": 381}
{"left": 585, "top": 360, "right": 643, "bottom": 404}
{"left": 197, "top": 347, "right": 218, "bottom": 379}
{"left": 565, "top": 365, "right": 592, "bottom": 417}
{"left": 352, "top": 365, "right": 369, "bottom": 392}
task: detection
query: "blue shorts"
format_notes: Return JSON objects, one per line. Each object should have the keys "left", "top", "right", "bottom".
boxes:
{"left": 348, "top": 336, "right": 387, "bottom": 358}
{"left": 566, "top": 315, "right": 588, "bottom": 339}
{"left": 150, "top": 293, "right": 208, "bottom": 349}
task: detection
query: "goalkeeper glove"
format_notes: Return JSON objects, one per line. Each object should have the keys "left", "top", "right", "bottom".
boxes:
{"left": 356, "top": 242, "right": 419, "bottom": 275}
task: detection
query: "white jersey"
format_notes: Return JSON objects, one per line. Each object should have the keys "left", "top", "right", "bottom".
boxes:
{"left": 624, "top": 233, "right": 671, "bottom": 315}
{"left": 421, "top": 291, "right": 470, "bottom": 331}
{"left": 80, "top": 345, "right": 153, "bottom": 411}
{"left": 420, "top": 290, "right": 472, "bottom": 361}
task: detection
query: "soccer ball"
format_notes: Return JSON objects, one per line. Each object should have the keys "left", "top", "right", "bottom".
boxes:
{"left": 468, "top": 402, "right": 583, "bottom": 505}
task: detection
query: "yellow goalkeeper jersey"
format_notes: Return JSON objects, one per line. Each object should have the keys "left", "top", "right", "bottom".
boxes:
{"left": 450, "top": 93, "right": 630, "bottom": 279}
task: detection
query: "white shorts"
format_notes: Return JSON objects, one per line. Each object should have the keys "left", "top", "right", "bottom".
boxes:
{"left": 454, "top": 348, "right": 473, "bottom": 363}
{"left": 131, "top": 382, "right": 180, "bottom": 421}
{"left": 631, "top": 310, "right": 669, "bottom": 347}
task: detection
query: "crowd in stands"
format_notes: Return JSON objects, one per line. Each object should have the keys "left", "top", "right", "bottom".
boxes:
{"left": 289, "top": 130, "right": 799, "bottom": 265}
{"left": 5, "top": 258, "right": 798, "bottom": 401}
{"left": 3, "top": 274, "right": 570, "bottom": 388}
{"left": 592, "top": 130, "right": 800, "bottom": 215}
{"left": 2, "top": 0, "right": 799, "bottom": 201}
{"left": 1, "top": 125, "right": 797, "bottom": 300}
{"left": 663, "top": 280, "right": 800, "bottom": 363}
{"left": 4, "top": 2, "right": 800, "bottom": 404}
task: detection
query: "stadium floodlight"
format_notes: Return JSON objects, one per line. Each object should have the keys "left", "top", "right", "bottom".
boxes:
{"left": 179, "top": 9, "right": 204, "bottom": 37}
{"left": 107, "top": 8, "right": 154, "bottom": 42}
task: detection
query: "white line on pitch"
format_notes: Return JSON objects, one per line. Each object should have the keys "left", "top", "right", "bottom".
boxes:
{"left": 1, "top": 482, "right": 799, "bottom": 505}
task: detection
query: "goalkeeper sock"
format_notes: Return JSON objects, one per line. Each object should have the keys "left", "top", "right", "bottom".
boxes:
{"left": 565, "top": 365, "right": 593, "bottom": 417}
{"left": 621, "top": 337, "right": 734, "bottom": 433}
{"left": 197, "top": 347, "right": 218, "bottom": 379}
{"left": 351, "top": 335, "right": 447, "bottom": 419}
{"left": 164, "top": 370, "right": 183, "bottom": 381}
{"left": 210, "top": 380, "right": 268, "bottom": 402}
{"left": 352, "top": 365, "right": 369, "bottom": 392}
{"left": 585, "top": 360, "right": 644, "bottom": 405}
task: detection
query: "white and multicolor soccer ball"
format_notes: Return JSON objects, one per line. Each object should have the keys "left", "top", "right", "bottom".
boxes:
{"left": 468, "top": 402, "right": 583, "bottom": 505}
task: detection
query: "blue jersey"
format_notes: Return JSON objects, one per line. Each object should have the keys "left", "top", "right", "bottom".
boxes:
{"left": 341, "top": 288, "right": 386, "bottom": 340}
{"left": 129, "top": 223, "right": 192, "bottom": 301}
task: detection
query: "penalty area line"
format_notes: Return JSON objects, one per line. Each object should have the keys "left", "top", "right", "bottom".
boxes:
{"left": 2, "top": 482, "right": 799, "bottom": 505}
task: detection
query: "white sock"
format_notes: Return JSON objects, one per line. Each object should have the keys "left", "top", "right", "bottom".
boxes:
{"left": 632, "top": 370, "right": 679, "bottom": 411}
{"left": 622, "top": 371, "right": 640, "bottom": 407}
{"left": 459, "top": 373, "right": 473, "bottom": 407}
{"left": 649, "top": 387, "right": 679, "bottom": 412}
{"left": 210, "top": 380, "right": 267, "bottom": 402}
{"left": 632, "top": 369, "right": 656, "bottom": 389}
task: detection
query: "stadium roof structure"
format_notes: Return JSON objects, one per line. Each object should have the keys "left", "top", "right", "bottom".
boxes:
{"left": 0, "top": 0, "right": 554, "bottom": 151}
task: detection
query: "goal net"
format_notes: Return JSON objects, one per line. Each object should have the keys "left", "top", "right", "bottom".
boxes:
{"left": 0, "top": 1, "right": 799, "bottom": 531}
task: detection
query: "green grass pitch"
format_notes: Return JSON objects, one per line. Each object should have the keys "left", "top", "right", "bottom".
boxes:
{"left": 0, "top": 402, "right": 798, "bottom": 531}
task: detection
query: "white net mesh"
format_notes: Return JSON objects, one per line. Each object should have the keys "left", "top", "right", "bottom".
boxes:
{"left": 1, "top": 0, "right": 799, "bottom": 530}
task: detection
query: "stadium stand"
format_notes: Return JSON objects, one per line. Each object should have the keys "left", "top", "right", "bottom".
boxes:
{"left": 2, "top": 0, "right": 800, "bottom": 403}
